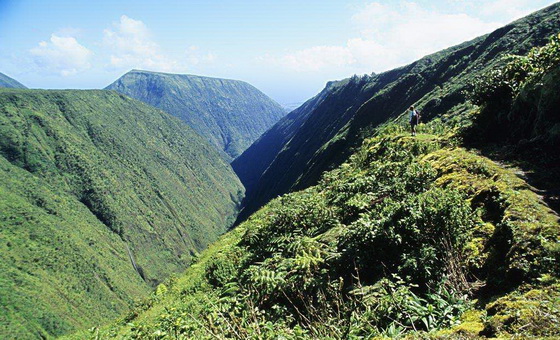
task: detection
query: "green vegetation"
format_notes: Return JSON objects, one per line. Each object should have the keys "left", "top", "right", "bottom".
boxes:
{"left": 0, "top": 89, "right": 243, "bottom": 338}
{"left": 74, "top": 121, "right": 558, "bottom": 339}
{"left": 3, "top": 6, "right": 559, "bottom": 340}
{"left": 465, "top": 32, "right": 560, "bottom": 214}
{"left": 106, "top": 70, "right": 286, "bottom": 160}
{"left": 234, "top": 2, "right": 560, "bottom": 222}
{"left": 0, "top": 72, "right": 27, "bottom": 89}
{"left": 0, "top": 155, "right": 147, "bottom": 338}
{"left": 469, "top": 33, "right": 560, "bottom": 147}
{"left": 64, "top": 27, "right": 560, "bottom": 340}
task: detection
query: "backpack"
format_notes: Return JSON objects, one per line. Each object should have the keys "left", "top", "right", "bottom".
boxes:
{"left": 410, "top": 110, "right": 418, "bottom": 122}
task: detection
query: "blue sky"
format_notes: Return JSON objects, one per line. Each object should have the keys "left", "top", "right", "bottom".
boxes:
{"left": 0, "top": 0, "right": 557, "bottom": 104}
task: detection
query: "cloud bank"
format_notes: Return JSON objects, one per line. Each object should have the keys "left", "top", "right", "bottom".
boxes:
{"left": 264, "top": 1, "right": 502, "bottom": 74}
{"left": 102, "top": 15, "right": 180, "bottom": 72}
{"left": 30, "top": 35, "right": 92, "bottom": 76}
{"left": 27, "top": 15, "right": 218, "bottom": 77}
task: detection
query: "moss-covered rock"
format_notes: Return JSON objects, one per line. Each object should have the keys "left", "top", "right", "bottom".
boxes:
{"left": 483, "top": 284, "right": 560, "bottom": 338}
{"left": 425, "top": 148, "right": 559, "bottom": 290}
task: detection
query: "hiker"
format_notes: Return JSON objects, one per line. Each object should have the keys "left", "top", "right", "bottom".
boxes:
{"left": 409, "top": 106, "right": 419, "bottom": 136}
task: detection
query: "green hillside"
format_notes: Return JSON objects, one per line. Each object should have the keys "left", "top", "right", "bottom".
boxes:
{"left": 0, "top": 72, "right": 27, "bottom": 89}
{"left": 105, "top": 70, "right": 286, "bottom": 160}
{"left": 0, "top": 89, "right": 243, "bottom": 338}
{"left": 71, "top": 88, "right": 559, "bottom": 340}
{"left": 232, "top": 2, "right": 560, "bottom": 222}
{"left": 63, "top": 30, "right": 560, "bottom": 340}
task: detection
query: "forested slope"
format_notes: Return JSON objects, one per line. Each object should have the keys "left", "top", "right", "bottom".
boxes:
{"left": 231, "top": 83, "right": 335, "bottom": 196}
{"left": 0, "top": 89, "right": 243, "bottom": 338}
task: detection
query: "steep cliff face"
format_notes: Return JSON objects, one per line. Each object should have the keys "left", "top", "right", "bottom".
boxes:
{"left": 0, "top": 89, "right": 243, "bottom": 338}
{"left": 231, "top": 81, "right": 338, "bottom": 195}
{"left": 233, "top": 3, "right": 560, "bottom": 221}
{"left": 106, "top": 70, "right": 286, "bottom": 159}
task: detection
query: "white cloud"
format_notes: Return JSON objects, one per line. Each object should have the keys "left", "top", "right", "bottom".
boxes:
{"left": 103, "top": 15, "right": 180, "bottom": 72}
{"left": 102, "top": 15, "right": 218, "bottom": 73}
{"left": 479, "top": 0, "right": 543, "bottom": 20}
{"left": 275, "top": 45, "right": 355, "bottom": 72}
{"left": 30, "top": 35, "right": 92, "bottom": 76}
{"left": 262, "top": 1, "right": 503, "bottom": 74}
{"left": 353, "top": 2, "right": 502, "bottom": 64}
{"left": 185, "top": 45, "right": 217, "bottom": 66}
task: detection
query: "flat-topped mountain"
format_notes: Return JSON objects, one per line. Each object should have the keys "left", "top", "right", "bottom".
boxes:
{"left": 106, "top": 70, "right": 286, "bottom": 160}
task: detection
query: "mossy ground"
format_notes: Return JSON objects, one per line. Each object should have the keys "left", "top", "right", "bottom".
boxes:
{"left": 63, "top": 120, "right": 559, "bottom": 339}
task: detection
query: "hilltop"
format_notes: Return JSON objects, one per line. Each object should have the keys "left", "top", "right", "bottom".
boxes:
{"left": 106, "top": 70, "right": 286, "bottom": 160}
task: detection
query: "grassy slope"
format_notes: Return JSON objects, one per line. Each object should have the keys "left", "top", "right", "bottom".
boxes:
{"left": 74, "top": 121, "right": 559, "bottom": 339}
{"left": 233, "top": 3, "right": 560, "bottom": 222}
{"left": 0, "top": 89, "right": 244, "bottom": 338}
{"left": 463, "top": 34, "right": 560, "bottom": 217}
{"left": 0, "top": 72, "right": 27, "bottom": 89}
{"left": 106, "top": 70, "right": 286, "bottom": 160}
{"left": 0, "top": 155, "right": 147, "bottom": 338}
{"left": 72, "top": 34, "right": 560, "bottom": 339}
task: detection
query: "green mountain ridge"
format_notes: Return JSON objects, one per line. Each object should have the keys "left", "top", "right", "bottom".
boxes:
{"left": 72, "top": 85, "right": 560, "bottom": 339}
{"left": 3, "top": 4, "right": 560, "bottom": 339}
{"left": 0, "top": 72, "right": 27, "bottom": 89}
{"left": 63, "top": 7, "right": 560, "bottom": 339}
{"left": 232, "top": 2, "right": 560, "bottom": 222}
{"left": 0, "top": 89, "right": 244, "bottom": 338}
{"left": 106, "top": 70, "right": 286, "bottom": 160}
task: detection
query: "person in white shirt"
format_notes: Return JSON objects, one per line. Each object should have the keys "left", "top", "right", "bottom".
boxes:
{"left": 409, "top": 106, "right": 419, "bottom": 136}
